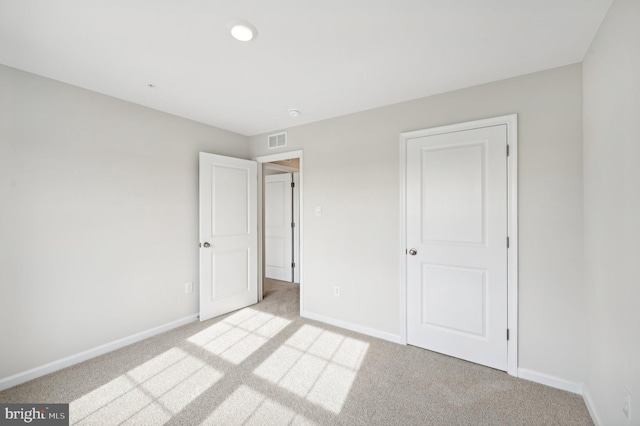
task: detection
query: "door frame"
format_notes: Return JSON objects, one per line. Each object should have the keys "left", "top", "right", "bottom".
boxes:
{"left": 254, "top": 150, "right": 304, "bottom": 311}
{"left": 399, "top": 114, "right": 518, "bottom": 376}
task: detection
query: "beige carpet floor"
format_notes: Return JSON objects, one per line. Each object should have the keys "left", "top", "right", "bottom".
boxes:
{"left": 0, "top": 279, "right": 593, "bottom": 425}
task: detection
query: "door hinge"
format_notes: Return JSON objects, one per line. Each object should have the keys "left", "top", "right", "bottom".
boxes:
{"left": 507, "top": 237, "right": 510, "bottom": 248}
{"left": 291, "top": 262, "right": 296, "bottom": 268}
{"left": 507, "top": 329, "right": 510, "bottom": 340}
{"left": 291, "top": 182, "right": 295, "bottom": 188}
{"left": 507, "top": 145, "right": 510, "bottom": 157}
{"left": 291, "top": 222, "right": 295, "bottom": 228}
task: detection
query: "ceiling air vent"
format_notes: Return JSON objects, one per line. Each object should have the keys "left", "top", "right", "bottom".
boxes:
{"left": 268, "top": 132, "right": 287, "bottom": 149}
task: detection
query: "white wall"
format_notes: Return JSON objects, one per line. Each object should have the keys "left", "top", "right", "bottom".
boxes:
{"left": 583, "top": 1, "right": 640, "bottom": 424}
{"left": 0, "top": 65, "right": 249, "bottom": 380}
{"left": 250, "top": 64, "right": 586, "bottom": 384}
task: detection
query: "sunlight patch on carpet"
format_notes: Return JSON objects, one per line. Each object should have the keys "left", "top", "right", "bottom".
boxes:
{"left": 201, "top": 385, "right": 315, "bottom": 426}
{"left": 187, "top": 308, "right": 291, "bottom": 364}
{"left": 253, "top": 324, "right": 369, "bottom": 414}
{"left": 69, "top": 348, "right": 222, "bottom": 425}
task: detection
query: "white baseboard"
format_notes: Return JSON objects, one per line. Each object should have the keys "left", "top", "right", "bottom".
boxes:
{"left": 582, "top": 384, "right": 602, "bottom": 426}
{"left": 517, "top": 367, "right": 583, "bottom": 394}
{"left": 0, "top": 314, "right": 199, "bottom": 392}
{"left": 300, "top": 310, "right": 403, "bottom": 344}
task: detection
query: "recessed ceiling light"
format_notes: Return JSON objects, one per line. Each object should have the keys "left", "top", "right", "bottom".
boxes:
{"left": 230, "top": 22, "right": 257, "bottom": 41}
{"left": 288, "top": 109, "right": 300, "bottom": 117}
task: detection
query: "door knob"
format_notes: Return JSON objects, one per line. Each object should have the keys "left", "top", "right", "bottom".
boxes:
{"left": 203, "top": 242, "right": 211, "bottom": 248}
{"left": 408, "top": 248, "right": 417, "bottom": 256}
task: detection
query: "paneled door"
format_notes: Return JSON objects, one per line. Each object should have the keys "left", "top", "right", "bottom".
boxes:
{"left": 265, "top": 173, "right": 294, "bottom": 282}
{"left": 406, "top": 124, "right": 508, "bottom": 370}
{"left": 199, "top": 153, "right": 257, "bottom": 321}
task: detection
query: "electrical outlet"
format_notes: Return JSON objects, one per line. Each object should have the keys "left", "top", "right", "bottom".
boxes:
{"left": 334, "top": 286, "right": 340, "bottom": 297}
{"left": 623, "top": 388, "right": 631, "bottom": 422}
{"left": 184, "top": 282, "right": 193, "bottom": 294}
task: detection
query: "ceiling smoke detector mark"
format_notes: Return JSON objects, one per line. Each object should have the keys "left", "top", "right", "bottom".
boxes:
{"left": 268, "top": 132, "right": 287, "bottom": 149}
{"left": 288, "top": 109, "right": 300, "bottom": 117}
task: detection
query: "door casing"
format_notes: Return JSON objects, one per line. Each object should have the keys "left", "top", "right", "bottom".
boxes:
{"left": 399, "top": 115, "right": 518, "bottom": 376}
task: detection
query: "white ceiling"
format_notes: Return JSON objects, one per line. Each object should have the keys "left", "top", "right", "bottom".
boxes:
{"left": 0, "top": 0, "right": 612, "bottom": 136}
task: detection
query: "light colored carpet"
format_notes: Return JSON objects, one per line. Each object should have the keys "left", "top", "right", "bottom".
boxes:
{"left": 0, "top": 279, "right": 593, "bottom": 425}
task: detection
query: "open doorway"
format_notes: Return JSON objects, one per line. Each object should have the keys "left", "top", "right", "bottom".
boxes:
{"left": 263, "top": 161, "right": 300, "bottom": 283}
{"left": 254, "top": 151, "right": 303, "bottom": 309}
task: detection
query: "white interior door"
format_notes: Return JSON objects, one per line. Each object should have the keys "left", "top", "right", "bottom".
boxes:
{"left": 406, "top": 124, "right": 508, "bottom": 371}
{"left": 199, "top": 152, "right": 257, "bottom": 321}
{"left": 265, "top": 173, "right": 293, "bottom": 281}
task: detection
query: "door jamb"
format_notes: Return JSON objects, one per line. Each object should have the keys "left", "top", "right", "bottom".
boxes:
{"left": 398, "top": 115, "right": 518, "bottom": 376}
{"left": 254, "top": 150, "right": 304, "bottom": 311}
